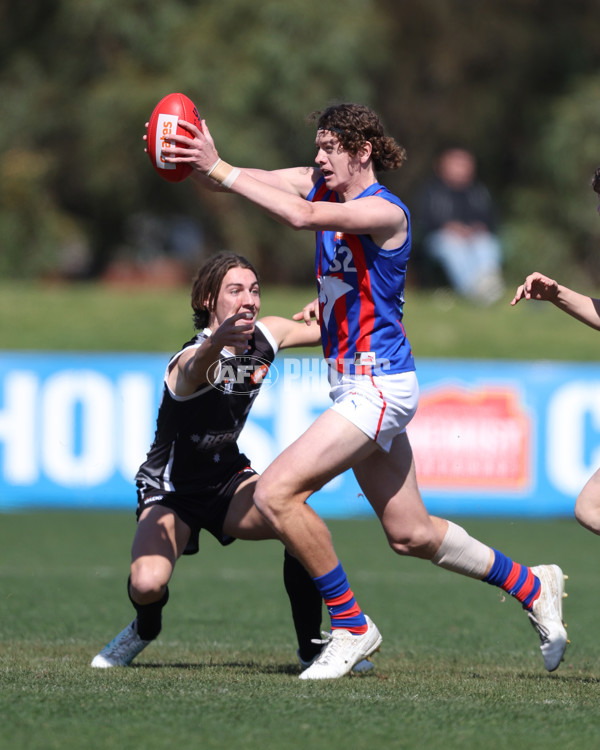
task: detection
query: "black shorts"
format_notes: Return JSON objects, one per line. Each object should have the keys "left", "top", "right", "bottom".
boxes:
{"left": 135, "top": 466, "right": 258, "bottom": 555}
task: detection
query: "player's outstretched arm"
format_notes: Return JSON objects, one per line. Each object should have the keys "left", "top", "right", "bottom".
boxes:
{"left": 260, "top": 313, "right": 321, "bottom": 350}
{"left": 511, "top": 271, "right": 600, "bottom": 331}
{"left": 510, "top": 272, "right": 560, "bottom": 306}
{"left": 169, "top": 119, "right": 317, "bottom": 198}
{"left": 170, "top": 303, "right": 255, "bottom": 396}
{"left": 164, "top": 119, "right": 405, "bottom": 240}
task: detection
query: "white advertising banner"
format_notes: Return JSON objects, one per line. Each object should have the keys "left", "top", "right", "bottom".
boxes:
{"left": 0, "top": 352, "right": 596, "bottom": 517}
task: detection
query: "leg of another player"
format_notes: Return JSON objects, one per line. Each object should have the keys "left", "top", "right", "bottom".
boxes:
{"left": 91, "top": 506, "right": 189, "bottom": 668}
{"left": 129, "top": 505, "right": 190, "bottom": 632}
{"left": 224, "top": 479, "right": 323, "bottom": 658}
{"left": 282, "top": 550, "right": 323, "bottom": 663}
{"left": 224, "top": 477, "right": 325, "bottom": 667}
{"left": 574, "top": 468, "right": 600, "bottom": 535}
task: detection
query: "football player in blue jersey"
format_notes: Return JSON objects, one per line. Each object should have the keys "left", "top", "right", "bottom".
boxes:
{"left": 161, "top": 103, "right": 568, "bottom": 679}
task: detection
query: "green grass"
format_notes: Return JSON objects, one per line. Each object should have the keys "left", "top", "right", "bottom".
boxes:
{"left": 1, "top": 513, "right": 600, "bottom": 750}
{"left": 2, "top": 279, "right": 600, "bottom": 359}
{"left": 3, "top": 280, "right": 600, "bottom": 747}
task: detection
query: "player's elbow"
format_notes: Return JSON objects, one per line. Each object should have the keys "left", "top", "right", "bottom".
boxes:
{"left": 285, "top": 202, "right": 317, "bottom": 231}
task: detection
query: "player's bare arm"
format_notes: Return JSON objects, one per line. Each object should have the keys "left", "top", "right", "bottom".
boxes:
{"left": 261, "top": 314, "right": 321, "bottom": 350}
{"left": 510, "top": 272, "right": 560, "bottom": 305}
{"left": 217, "top": 165, "right": 407, "bottom": 238}
{"left": 168, "top": 310, "right": 254, "bottom": 396}
{"left": 167, "top": 119, "right": 319, "bottom": 198}
{"left": 198, "top": 155, "right": 406, "bottom": 245}
{"left": 163, "top": 120, "right": 406, "bottom": 247}
{"left": 511, "top": 271, "right": 600, "bottom": 331}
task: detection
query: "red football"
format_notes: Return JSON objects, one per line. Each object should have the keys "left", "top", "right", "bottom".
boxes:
{"left": 146, "top": 93, "right": 201, "bottom": 182}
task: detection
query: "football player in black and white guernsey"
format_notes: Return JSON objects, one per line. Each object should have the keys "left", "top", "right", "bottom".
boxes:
{"left": 91, "top": 252, "right": 374, "bottom": 672}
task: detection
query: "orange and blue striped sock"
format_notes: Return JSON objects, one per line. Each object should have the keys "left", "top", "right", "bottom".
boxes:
{"left": 313, "top": 561, "right": 367, "bottom": 634}
{"left": 483, "top": 549, "right": 541, "bottom": 610}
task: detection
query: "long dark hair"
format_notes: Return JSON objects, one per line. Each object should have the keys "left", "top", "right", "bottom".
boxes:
{"left": 190, "top": 253, "right": 259, "bottom": 330}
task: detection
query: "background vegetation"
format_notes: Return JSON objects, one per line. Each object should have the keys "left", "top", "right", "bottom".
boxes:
{"left": 3, "top": 0, "right": 600, "bottom": 289}
{"left": 3, "top": 279, "right": 600, "bottom": 361}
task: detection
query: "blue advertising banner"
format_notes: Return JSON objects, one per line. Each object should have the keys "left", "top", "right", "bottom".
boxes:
{"left": 0, "top": 351, "right": 597, "bottom": 517}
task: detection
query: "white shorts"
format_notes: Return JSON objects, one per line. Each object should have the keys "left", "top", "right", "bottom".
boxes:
{"left": 328, "top": 369, "right": 419, "bottom": 452}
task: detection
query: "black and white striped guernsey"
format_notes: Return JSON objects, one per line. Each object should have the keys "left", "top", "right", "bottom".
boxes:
{"left": 135, "top": 321, "right": 278, "bottom": 495}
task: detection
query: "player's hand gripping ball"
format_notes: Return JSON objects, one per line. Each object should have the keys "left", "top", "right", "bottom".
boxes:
{"left": 146, "top": 93, "right": 201, "bottom": 182}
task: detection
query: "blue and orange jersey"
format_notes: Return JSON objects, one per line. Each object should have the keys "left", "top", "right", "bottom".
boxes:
{"left": 307, "top": 177, "right": 415, "bottom": 376}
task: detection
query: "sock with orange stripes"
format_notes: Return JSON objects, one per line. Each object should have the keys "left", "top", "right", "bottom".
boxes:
{"left": 483, "top": 549, "right": 541, "bottom": 610}
{"left": 313, "top": 561, "right": 368, "bottom": 634}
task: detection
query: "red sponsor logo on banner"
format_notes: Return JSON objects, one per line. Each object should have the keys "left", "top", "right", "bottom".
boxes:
{"left": 407, "top": 385, "right": 531, "bottom": 490}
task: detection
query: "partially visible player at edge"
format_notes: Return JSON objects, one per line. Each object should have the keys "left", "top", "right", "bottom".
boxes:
{"left": 91, "top": 252, "right": 373, "bottom": 673}
{"left": 159, "top": 102, "right": 568, "bottom": 679}
{"left": 511, "top": 167, "right": 600, "bottom": 539}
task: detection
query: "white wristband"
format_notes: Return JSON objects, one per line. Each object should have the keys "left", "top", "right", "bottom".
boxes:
{"left": 206, "top": 158, "right": 222, "bottom": 177}
{"left": 222, "top": 167, "right": 241, "bottom": 189}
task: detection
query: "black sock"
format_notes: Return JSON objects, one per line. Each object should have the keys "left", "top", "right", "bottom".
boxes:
{"left": 127, "top": 576, "right": 169, "bottom": 641}
{"left": 283, "top": 550, "right": 323, "bottom": 661}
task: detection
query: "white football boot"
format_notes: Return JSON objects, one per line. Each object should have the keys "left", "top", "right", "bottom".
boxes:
{"left": 91, "top": 620, "right": 151, "bottom": 668}
{"left": 298, "top": 615, "right": 382, "bottom": 680}
{"left": 527, "top": 564, "right": 568, "bottom": 672}
{"left": 298, "top": 650, "right": 375, "bottom": 674}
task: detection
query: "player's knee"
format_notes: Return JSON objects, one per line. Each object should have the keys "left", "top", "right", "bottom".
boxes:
{"left": 387, "top": 524, "right": 436, "bottom": 558}
{"left": 252, "top": 476, "right": 277, "bottom": 521}
{"left": 130, "top": 563, "right": 168, "bottom": 603}
{"left": 253, "top": 475, "right": 293, "bottom": 527}
{"left": 575, "top": 495, "right": 600, "bottom": 535}
{"left": 574, "top": 472, "right": 600, "bottom": 535}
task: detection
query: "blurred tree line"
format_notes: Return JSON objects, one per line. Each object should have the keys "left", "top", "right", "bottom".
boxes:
{"left": 2, "top": 0, "right": 600, "bottom": 287}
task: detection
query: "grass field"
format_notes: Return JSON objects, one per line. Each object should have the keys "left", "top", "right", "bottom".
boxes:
{"left": 3, "top": 278, "right": 600, "bottom": 359}
{"left": 2, "top": 512, "right": 600, "bottom": 750}
{"left": 3, "top": 280, "right": 600, "bottom": 748}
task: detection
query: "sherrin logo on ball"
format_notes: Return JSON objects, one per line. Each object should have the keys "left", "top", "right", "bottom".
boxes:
{"left": 146, "top": 93, "right": 201, "bottom": 182}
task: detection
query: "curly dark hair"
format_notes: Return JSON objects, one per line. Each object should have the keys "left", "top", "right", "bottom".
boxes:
{"left": 592, "top": 166, "right": 600, "bottom": 195}
{"left": 190, "top": 252, "right": 259, "bottom": 330}
{"left": 308, "top": 103, "right": 407, "bottom": 172}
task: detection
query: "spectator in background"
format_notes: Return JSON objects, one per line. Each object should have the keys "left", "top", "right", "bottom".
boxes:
{"left": 415, "top": 145, "right": 505, "bottom": 304}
